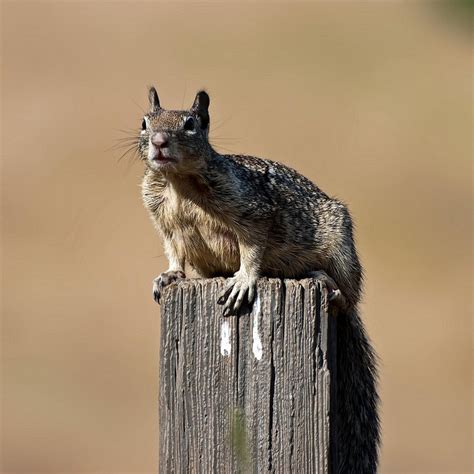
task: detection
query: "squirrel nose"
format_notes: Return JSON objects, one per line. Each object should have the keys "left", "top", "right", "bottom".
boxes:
{"left": 151, "top": 133, "right": 169, "bottom": 149}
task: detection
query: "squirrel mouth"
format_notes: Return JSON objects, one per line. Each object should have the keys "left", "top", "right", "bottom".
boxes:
{"left": 151, "top": 151, "right": 176, "bottom": 164}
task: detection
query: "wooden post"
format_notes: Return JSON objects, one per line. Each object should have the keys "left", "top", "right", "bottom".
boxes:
{"left": 159, "top": 278, "right": 337, "bottom": 473}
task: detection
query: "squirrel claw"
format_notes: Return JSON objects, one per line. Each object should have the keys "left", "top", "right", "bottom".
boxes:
{"left": 219, "top": 273, "right": 257, "bottom": 316}
{"left": 308, "top": 270, "right": 347, "bottom": 309}
{"left": 328, "top": 288, "right": 346, "bottom": 307}
{"left": 152, "top": 270, "right": 186, "bottom": 304}
{"left": 217, "top": 294, "right": 228, "bottom": 305}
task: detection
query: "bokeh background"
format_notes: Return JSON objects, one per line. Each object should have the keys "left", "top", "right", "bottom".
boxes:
{"left": 1, "top": 1, "right": 472, "bottom": 473}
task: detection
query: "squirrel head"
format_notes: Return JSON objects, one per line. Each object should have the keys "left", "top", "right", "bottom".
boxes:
{"left": 138, "top": 87, "right": 211, "bottom": 174}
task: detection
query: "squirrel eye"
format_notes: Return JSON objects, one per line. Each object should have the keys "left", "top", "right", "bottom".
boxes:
{"left": 141, "top": 118, "right": 147, "bottom": 131}
{"left": 184, "top": 116, "right": 195, "bottom": 131}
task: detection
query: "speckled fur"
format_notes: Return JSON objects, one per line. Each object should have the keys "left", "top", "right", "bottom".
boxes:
{"left": 138, "top": 88, "right": 380, "bottom": 473}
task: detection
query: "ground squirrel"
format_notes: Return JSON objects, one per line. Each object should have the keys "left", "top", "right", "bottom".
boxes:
{"left": 136, "top": 87, "right": 380, "bottom": 473}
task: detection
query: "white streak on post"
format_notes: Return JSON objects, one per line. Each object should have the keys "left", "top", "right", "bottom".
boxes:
{"left": 252, "top": 294, "right": 263, "bottom": 360}
{"left": 220, "top": 321, "right": 231, "bottom": 357}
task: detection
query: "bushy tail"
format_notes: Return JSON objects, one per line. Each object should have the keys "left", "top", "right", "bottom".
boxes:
{"left": 336, "top": 306, "right": 380, "bottom": 473}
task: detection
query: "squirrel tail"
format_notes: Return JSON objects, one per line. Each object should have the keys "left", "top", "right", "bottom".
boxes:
{"left": 335, "top": 305, "right": 380, "bottom": 473}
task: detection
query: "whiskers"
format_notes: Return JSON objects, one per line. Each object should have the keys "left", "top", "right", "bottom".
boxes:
{"left": 109, "top": 128, "right": 142, "bottom": 163}
{"left": 209, "top": 135, "right": 241, "bottom": 155}
{"left": 209, "top": 116, "right": 241, "bottom": 155}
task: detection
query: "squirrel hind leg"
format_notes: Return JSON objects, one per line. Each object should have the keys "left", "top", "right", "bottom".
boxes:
{"left": 307, "top": 270, "right": 347, "bottom": 309}
{"left": 152, "top": 270, "right": 186, "bottom": 304}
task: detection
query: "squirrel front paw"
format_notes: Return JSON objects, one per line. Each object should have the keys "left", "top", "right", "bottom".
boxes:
{"left": 217, "top": 272, "right": 257, "bottom": 316}
{"left": 152, "top": 270, "right": 186, "bottom": 304}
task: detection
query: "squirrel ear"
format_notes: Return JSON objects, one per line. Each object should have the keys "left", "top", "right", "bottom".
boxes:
{"left": 148, "top": 86, "right": 160, "bottom": 113}
{"left": 191, "top": 90, "right": 210, "bottom": 130}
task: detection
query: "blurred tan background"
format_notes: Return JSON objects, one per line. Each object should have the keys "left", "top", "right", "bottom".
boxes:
{"left": 1, "top": 1, "right": 472, "bottom": 473}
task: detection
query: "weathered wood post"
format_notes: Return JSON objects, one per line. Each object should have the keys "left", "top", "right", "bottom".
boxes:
{"left": 159, "top": 278, "right": 337, "bottom": 473}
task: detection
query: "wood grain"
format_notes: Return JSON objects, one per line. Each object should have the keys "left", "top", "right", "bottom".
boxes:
{"left": 159, "top": 278, "right": 336, "bottom": 473}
